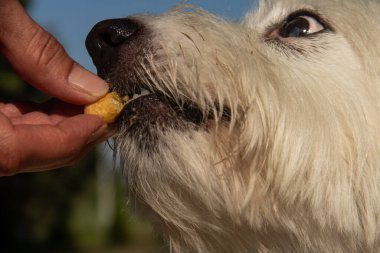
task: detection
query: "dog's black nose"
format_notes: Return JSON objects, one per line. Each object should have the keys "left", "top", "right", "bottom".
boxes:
{"left": 86, "top": 18, "right": 141, "bottom": 75}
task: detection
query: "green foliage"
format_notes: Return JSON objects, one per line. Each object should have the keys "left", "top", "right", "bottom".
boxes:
{"left": 0, "top": 143, "right": 164, "bottom": 253}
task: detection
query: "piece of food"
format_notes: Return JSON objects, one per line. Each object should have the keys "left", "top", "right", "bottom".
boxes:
{"left": 84, "top": 92, "right": 128, "bottom": 123}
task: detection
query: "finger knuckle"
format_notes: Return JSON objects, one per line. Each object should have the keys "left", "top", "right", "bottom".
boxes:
{"left": 56, "top": 133, "right": 83, "bottom": 167}
{"left": 27, "top": 27, "right": 66, "bottom": 68}
{"left": 60, "top": 149, "right": 82, "bottom": 168}
{"left": 0, "top": 140, "right": 21, "bottom": 176}
{"left": 66, "top": 157, "right": 79, "bottom": 168}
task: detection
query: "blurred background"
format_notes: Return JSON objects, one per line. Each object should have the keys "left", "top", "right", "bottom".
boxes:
{"left": 0, "top": 0, "right": 255, "bottom": 252}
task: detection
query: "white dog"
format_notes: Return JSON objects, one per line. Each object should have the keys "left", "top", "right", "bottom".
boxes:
{"left": 86, "top": 0, "right": 380, "bottom": 252}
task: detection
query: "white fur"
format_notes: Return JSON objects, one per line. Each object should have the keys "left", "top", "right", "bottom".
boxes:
{"left": 115, "top": 0, "right": 380, "bottom": 252}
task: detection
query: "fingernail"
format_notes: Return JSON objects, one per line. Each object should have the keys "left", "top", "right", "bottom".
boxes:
{"left": 69, "top": 63, "right": 109, "bottom": 98}
{"left": 87, "top": 124, "right": 108, "bottom": 144}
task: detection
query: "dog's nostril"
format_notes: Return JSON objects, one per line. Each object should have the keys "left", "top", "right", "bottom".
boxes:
{"left": 97, "top": 21, "right": 140, "bottom": 48}
{"left": 86, "top": 18, "right": 142, "bottom": 73}
{"left": 99, "top": 30, "right": 124, "bottom": 48}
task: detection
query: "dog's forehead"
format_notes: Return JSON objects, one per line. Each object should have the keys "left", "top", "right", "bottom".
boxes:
{"left": 243, "top": 0, "right": 318, "bottom": 31}
{"left": 243, "top": 0, "right": 380, "bottom": 32}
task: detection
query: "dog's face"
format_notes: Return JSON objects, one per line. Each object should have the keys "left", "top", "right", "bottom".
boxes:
{"left": 86, "top": 0, "right": 380, "bottom": 252}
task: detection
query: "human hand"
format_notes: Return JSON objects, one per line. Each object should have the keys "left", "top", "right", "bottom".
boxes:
{"left": 0, "top": 0, "right": 110, "bottom": 175}
{"left": 0, "top": 100, "right": 112, "bottom": 175}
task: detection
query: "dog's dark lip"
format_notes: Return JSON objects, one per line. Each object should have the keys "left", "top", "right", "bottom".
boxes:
{"left": 102, "top": 75, "right": 231, "bottom": 129}
{"left": 114, "top": 87, "right": 207, "bottom": 128}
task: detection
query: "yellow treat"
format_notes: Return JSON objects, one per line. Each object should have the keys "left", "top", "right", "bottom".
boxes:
{"left": 84, "top": 92, "right": 128, "bottom": 123}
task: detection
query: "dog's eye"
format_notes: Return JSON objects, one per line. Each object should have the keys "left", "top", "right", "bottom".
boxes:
{"left": 265, "top": 11, "right": 332, "bottom": 42}
{"left": 279, "top": 15, "right": 325, "bottom": 38}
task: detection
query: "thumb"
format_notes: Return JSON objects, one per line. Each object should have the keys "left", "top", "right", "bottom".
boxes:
{"left": 0, "top": 0, "right": 109, "bottom": 105}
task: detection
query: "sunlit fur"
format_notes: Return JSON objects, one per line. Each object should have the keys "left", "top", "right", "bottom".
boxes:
{"left": 114, "top": 0, "right": 380, "bottom": 252}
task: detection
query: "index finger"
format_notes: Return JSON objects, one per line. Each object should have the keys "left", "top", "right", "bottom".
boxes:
{"left": 0, "top": 0, "right": 109, "bottom": 105}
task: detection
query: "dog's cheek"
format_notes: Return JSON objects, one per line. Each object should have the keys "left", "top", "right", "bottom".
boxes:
{"left": 118, "top": 128, "right": 242, "bottom": 219}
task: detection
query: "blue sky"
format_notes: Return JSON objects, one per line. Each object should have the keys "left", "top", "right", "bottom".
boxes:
{"left": 28, "top": 0, "right": 257, "bottom": 74}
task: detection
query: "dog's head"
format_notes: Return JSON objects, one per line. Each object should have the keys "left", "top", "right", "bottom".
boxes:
{"left": 86, "top": 0, "right": 380, "bottom": 252}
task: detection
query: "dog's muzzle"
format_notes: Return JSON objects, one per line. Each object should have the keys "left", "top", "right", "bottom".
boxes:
{"left": 85, "top": 17, "right": 209, "bottom": 135}
{"left": 85, "top": 18, "right": 143, "bottom": 78}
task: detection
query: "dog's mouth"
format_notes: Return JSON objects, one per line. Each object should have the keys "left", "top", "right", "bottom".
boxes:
{"left": 105, "top": 78, "right": 210, "bottom": 132}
